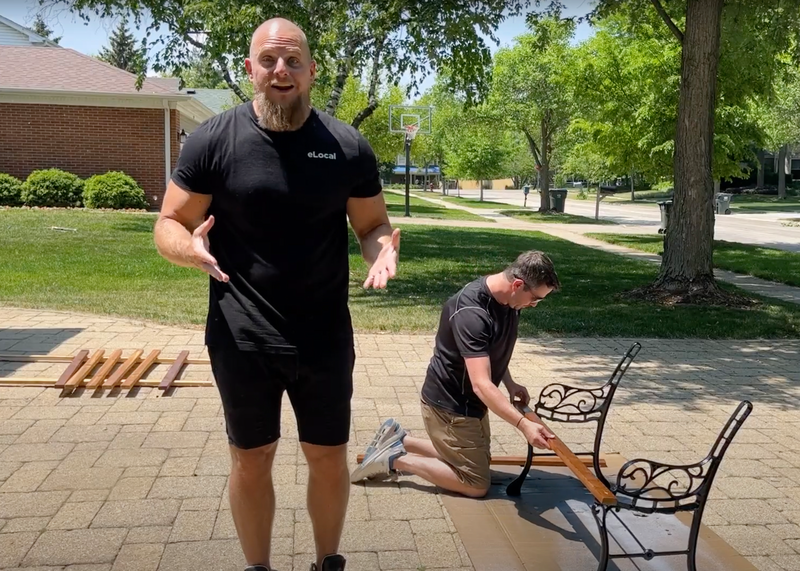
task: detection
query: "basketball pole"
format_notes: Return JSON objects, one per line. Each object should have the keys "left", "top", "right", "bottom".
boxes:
{"left": 404, "top": 131, "right": 412, "bottom": 217}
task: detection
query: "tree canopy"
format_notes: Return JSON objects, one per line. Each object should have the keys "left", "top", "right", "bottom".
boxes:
{"left": 41, "top": 0, "right": 527, "bottom": 127}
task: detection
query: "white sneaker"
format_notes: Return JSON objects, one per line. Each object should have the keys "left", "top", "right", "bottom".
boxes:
{"left": 351, "top": 439, "right": 407, "bottom": 483}
{"left": 363, "top": 418, "right": 405, "bottom": 463}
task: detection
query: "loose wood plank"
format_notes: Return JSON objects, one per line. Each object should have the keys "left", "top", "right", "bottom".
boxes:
{"left": 518, "top": 404, "right": 617, "bottom": 506}
{"left": 121, "top": 349, "right": 160, "bottom": 389}
{"left": 64, "top": 349, "right": 105, "bottom": 391}
{"left": 103, "top": 350, "right": 143, "bottom": 389}
{"left": 489, "top": 455, "right": 606, "bottom": 467}
{"left": 86, "top": 349, "right": 122, "bottom": 389}
{"left": 55, "top": 350, "right": 89, "bottom": 388}
{"left": 158, "top": 350, "right": 189, "bottom": 391}
{"left": 355, "top": 453, "right": 606, "bottom": 468}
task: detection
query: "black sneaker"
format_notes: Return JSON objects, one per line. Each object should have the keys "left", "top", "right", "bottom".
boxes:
{"left": 245, "top": 566, "right": 273, "bottom": 571}
{"left": 310, "top": 554, "right": 346, "bottom": 571}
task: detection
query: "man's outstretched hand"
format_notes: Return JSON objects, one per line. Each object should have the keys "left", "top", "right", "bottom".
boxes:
{"left": 363, "top": 228, "right": 400, "bottom": 289}
{"left": 192, "top": 215, "right": 229, "bottom": 283}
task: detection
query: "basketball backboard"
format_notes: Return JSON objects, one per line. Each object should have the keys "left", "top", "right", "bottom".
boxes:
{"left": 389, "top": 105, "right": 432, "bottom": 135}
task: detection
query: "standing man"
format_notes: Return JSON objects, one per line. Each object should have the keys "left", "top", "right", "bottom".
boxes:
{"left": 351, "top": 251, "right": 559, "bottom": 498}
{"left": 154, "top": 17, "right": 399, "bottom": 571}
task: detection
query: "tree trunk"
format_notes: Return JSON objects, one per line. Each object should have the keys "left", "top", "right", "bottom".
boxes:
{"left": 778, "top": 144, "right": 788, "bottom": 199}
{"left": 630, "top": 170, "right": 635, "bottom": 201}
{"left": 351, "top": 36, "right": 385, "bottom": 130}
{"left": 522, "top": 127, "right": 543, "bottom": 190}
{"left": 538, "top": 117, "right": 551, "bottom": 212}
{"left": 756, "top": 149, "right": 765, "bottom": 189}
{"left": 325, "top": 36, "right": 358, "bottom": 117}
{"left": 653, "top": 0, "right": 723, "bottom": 298}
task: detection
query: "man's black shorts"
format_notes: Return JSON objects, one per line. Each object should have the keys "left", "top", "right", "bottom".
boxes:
{"left": 208, "top": 344, "right": 355, "bottom": 449}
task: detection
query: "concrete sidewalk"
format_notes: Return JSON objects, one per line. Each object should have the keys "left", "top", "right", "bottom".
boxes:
{"left": 0, "top": 307, "right": 799, "bottom": 570}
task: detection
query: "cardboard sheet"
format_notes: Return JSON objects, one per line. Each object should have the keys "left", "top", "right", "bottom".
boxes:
{"left": 441, "top": 453, "right": 756, "bottom": 571}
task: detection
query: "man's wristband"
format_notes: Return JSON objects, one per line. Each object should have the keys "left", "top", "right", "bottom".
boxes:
{"left": 515, "top": 416, "right": 525, "bottom": 429}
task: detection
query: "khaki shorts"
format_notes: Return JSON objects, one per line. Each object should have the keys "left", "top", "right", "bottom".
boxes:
{"left": 421, "top": 400, "right": 491, "bottom": 490}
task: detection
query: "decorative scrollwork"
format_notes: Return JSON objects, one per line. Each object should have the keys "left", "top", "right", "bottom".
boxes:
{"left": 615, "top": 458, "right": 712, "bottom": 504}
{"left": 536, "top": 381, "right": 611, "bottom": 421}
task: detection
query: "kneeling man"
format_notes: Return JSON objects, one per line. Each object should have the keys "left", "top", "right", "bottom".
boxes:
{"left": 351, "top": 250, "right": 560, "bottom": 497}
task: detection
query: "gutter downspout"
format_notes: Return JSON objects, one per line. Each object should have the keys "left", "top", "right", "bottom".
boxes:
{"left": 163, "top": 101, "right": 172, "bottom": 200}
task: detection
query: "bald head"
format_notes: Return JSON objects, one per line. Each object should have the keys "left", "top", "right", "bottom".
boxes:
{"left": 245, "top": 16, "right": 317, "bottom": 131}
{"left": 250, "top": 18, "right": 311, "bottom": 60}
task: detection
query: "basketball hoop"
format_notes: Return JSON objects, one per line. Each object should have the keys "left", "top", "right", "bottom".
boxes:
{"left": 404, "top": 124, "right": 419, "bottom": 140}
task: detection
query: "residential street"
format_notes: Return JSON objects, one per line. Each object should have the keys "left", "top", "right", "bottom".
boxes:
{"left": 446, "top": 188, "right": 800, "bottom": 253}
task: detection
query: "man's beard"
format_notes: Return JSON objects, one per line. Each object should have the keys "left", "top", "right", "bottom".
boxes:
{"left": 255, "top": 89, "right": 308, "bottom": 131}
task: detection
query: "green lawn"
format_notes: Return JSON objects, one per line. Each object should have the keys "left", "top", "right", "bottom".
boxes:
{"left": 383, "top": 191, "right": 489, "bottom": 221}
{"left": 1, "top": 209, "right": 799, "bottom": 338}
{"left": 502, "top": 209, "right": 616, "bottom": 225}
{"left": 728, "top": 194, "right": 800, "bottom": 213}
{"left": 587, "top": 233, "right": 800, "bottom": 287}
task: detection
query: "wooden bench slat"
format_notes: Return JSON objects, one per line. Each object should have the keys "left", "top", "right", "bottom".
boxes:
{"left": 158, "top": 350, "right": 189, "bottom": 391}
{"left": 519, "top": 404, "right": 617, "bottom": 506}
{"left": 355, "top": 453, "right": 605, "bottom": 468}
{"left": 121, "top": 349, "right": 160, "bottom": 388}
{"left": 103, "top": 350, "right": 143, "bottom": 389}
{"left": 64, "top": 349, "right": 105, "bottom": 391}
{"left": 489, "top": 455, "right": 606, "bottom": 467}
{"left": 55, "top": 350, "right": 89, "bottom": 388}
{"left": 86, "top": 349, "right": 122, "bottom": 389}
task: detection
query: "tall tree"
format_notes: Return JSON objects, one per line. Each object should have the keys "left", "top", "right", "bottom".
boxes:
{"left": 489, "top": 13, "right": 575, "bottom": 211}
{"left": 445, "top": 121, "right": 509, "bottom": 201}
{"left": 556, "top": 0, "right": 800, "bottom": 302}
{"left": 31, "top": 13, "right": 61, "bottom": 43}
{"left": 97, "top": 17, "right": 146, "bottom": 75}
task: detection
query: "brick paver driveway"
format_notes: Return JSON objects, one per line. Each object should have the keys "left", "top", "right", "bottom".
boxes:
{"left": 0, "top": 307, "right": 799, "bottom": 571}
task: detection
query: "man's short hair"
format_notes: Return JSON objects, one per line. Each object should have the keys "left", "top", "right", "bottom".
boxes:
{"left": 503, "top": 250, "right": 561, "bottom": 292}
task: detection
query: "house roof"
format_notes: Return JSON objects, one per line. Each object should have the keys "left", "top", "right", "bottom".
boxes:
{"left": 184, "top": 88, "right": 234, "bottom": 114}
{"left": 148, "top": 77, "right": 181, "bottom": 92}
{"left": 0, "top": 15, "right": 60, "bottom": 47}
{"left": 0, "top": 45, "right": 179, "bottom": 96}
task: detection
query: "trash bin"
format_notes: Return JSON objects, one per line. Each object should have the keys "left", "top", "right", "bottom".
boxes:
{"left": 716, "top": 193, "right": 733, "bottom": 215}
{"left": 549, "top": 188, "right": 568, "bottom": 213}
{"left": 657, "top": 200, "right": 672, "bottom": 234}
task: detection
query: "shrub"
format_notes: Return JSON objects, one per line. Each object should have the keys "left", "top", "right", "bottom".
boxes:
{"left": 83, "top": 171, "right": 149, "bottom": 209}
{"left": 0, "top": 173, "right": 23, "bottom": 206}
{"left": 21, "top": 169, "right": 84, "bottom": 207}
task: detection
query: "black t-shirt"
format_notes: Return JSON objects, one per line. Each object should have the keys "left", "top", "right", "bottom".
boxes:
{"left": 421, "top": 276, "right": 520, "bottom": 418}
{"left": 171, "top": 102, "right": 382, "bottom": 352}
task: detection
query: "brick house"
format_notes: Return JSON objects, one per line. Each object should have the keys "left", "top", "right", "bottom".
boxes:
{"left": 0, "top": 15, "right": 216, "bottom": 208}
